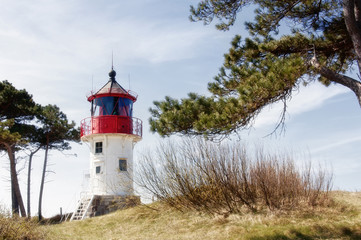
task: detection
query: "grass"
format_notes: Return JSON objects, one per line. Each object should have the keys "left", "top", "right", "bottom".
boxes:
{"left": 0, "top": 213, "right": 47, "bottom": 240}
{"left": 45, "top": 191, "right": 361, "bottom": 240}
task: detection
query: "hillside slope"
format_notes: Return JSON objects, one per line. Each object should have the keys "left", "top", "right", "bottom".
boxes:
{"left": 47, "top": 192, "right": 361, "bottom": 240}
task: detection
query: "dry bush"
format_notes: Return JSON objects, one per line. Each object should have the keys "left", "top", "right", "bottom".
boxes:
{"left": 137, "top": 138, "right": 332, "bottom": 215}
{"left": 0, "top": 206, "right": 47, "bottom": 240}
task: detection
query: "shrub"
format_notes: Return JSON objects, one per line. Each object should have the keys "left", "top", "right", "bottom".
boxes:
{"left": 137, "top": 138, "right": 332, "bottom": 215}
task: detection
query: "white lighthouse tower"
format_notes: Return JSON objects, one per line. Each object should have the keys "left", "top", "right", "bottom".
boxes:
{"left": 71, "top": 67, "right": 142, "bottom": 221}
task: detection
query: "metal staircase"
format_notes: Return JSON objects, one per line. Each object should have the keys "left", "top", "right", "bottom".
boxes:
{"left": 70, "top": 194, "right": 94, "bottom": 221}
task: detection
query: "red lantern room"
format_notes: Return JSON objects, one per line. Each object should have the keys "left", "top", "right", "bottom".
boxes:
{"left": 80, "top": 68, "right": 142, "bottom": 138}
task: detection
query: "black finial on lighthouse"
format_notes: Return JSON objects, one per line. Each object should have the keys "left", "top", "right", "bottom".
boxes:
{"left": 109, "top": 67, "right": 116, "bottom": 82}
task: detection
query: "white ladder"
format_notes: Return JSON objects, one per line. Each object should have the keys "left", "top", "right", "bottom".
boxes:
{"left": 70, "top": 195, "right": 94, "bottom": 221}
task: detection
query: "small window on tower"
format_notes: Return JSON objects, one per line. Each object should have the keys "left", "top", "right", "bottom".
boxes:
{"left": 95, "top": 166, "right": 101, "bottom": 174}
{"left": 95, "top": 142, "right": 102, "bottom": 154}
{"left": 119, "top": 159, "right": 127, "bottom": 171}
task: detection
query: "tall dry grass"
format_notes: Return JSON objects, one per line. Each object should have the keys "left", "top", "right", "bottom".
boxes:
{"left": 137, "top": 139, "right": 332, "bottom": 215}
{"left": 0, "top": 206, "right": 47, "bottom": 240}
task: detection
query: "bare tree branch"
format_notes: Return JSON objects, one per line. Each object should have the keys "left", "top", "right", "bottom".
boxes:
{"left": 310, "top": 55, "right": 361, "bottom": 106}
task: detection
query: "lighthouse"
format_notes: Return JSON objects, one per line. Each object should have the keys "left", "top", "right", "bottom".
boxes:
{"left": 71, "top": 67, "right": 142, "bottom": 221}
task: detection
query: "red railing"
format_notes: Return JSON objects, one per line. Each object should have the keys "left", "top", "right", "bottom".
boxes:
{"left": 80, "top": 116, "right": 142, "bottom": 137}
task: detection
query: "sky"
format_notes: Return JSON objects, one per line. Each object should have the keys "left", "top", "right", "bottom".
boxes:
{"left": 0, "top": 0, "right": 360, "bottom": 218}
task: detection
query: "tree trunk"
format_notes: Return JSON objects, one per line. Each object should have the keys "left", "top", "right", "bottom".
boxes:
{"left": 343, "top": 0, "right": 361, "bottom": 73}
{"left": 11, "top": 183, "right": 19, "bottom": 215}
{"left": 38, "top": 137, "right": 49, "bottom": 221}
{"left": 5, "top": 143, "right": 26, "bottom": 217}
{"left": 27, "top": 147, "right": 41, "bottom": 218}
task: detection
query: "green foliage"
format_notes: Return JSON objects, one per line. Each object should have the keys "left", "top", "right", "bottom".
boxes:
{"left": 0, "top": 81, "right": 79, "bottom": 149}
{"left": 0, "top": 80, "right": 38, "bottom": 148}
{"left": 150, "top": 0, "right": 360, "bottom": 137}
{"left": 36, "top": 104, "right": 80, "bottom": 150}
{"left": 189, "top": 0, "right": 248, "bottom": 31}
{"left": 0, "top": 80, "right": 36, "bottom": 122}
{"left": 0, "top": 120, "right": 21, "bottom": 145}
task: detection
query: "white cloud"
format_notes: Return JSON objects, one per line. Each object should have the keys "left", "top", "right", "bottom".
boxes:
{"left": 134, "top": 28, "right": 210, "bottom": 63}
{"left": 254, "top": 82, "right": 349, "bottom": 128}
{"left": 0, "top": 0, "right": 218, "bottom": 79}
{"left": 311, "top": 135, "right": 361, "bottom": 154}
{"left": 0, "top": 0, "right": 219, "bottom": 114}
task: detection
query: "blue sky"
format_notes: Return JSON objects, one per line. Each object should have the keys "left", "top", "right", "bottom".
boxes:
{"left": 0, "top": 0, "right": 360, "bottom": 217}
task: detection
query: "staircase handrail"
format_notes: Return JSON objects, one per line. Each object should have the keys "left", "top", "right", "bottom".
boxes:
{"left": 81, "top": 195, "right": 95, "bottom": 220}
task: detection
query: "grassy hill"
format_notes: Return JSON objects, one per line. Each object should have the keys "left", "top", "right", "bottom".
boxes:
{"left": 46, "top": 191, "right": 361, "bottom": 240}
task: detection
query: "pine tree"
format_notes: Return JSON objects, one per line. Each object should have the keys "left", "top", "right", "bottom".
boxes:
{"left": 150, "top": 0, "right": 361, "bottom": 137}
{"left": 0, "top": 80, "right": 36, "bottom": 217}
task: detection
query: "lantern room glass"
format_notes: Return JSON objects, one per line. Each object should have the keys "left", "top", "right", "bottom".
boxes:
{"left": 91, "top": 97, "right": 133, "bottom": 117}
